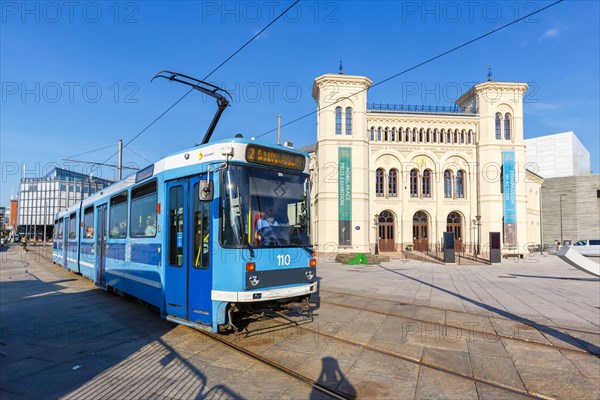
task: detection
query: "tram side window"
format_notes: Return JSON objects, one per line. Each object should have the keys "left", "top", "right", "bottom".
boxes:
{"left": 130, "top": 181, "right": 158, "bottom": 238}
{"left": 193, "top": 183, "right": 210, "bottom": 269}
{"left": 109, "top": 191, "right": 128, "bottom": 239}
{"left": 69, "top": 214, "right": 77, "bottom": 240}
{"left": 83, "top": 207, "right": 94, "bottom": 239}
{"left": 168, "top": 186, "right": 184, "bottom": 266}
{"left": 57, "top": 219, "right": 63, "bottom": 239}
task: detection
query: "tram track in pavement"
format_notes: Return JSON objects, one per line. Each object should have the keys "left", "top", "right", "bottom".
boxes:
{"left": 317, "top": 291, "right": 600, "bottom": 357}
{"left": 233, "top": 312, "right": 555, "bottom": 400}
{"left": 320, "top": 288, "right": 600, "bottom": 339}
{"left": 197, "top": 329, "right": 354, "bottom": 400}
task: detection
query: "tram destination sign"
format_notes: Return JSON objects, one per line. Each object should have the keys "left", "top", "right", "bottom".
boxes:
{"left": 245, "top": 144, "right": 306, "bottom": 171}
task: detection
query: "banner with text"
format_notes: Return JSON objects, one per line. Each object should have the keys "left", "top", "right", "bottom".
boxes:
{"left": 502, "top": 151, "right": 517, "bottom": 247}
{"left": 338, "top": 147, "right": 352, "bottom": 246}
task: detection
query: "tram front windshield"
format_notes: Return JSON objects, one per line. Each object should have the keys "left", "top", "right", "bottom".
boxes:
{"left": 221, "top": 165, "right": 310, "bottom": 248}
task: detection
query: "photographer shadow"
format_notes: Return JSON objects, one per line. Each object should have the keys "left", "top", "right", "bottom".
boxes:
{"left": 310, "top": 356, "right": 356, "bottom": 399}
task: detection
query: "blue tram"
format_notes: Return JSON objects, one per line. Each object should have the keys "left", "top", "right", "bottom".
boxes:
{"left": 53, "top": 138, "right": 316, "bottom": 332}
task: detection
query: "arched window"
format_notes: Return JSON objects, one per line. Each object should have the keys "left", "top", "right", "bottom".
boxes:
{"left": 412, "top": 128, "right": 417, "bottom": 142}
{"left": 460, "top": 131, "right": 465, "bottom": 144}
{"left": 410, "top": 169, "right": 418, "bottom": 197}
{"left": 454, "top": 130, "right": 458, "bottom": 144}
{"left": 444, "top": 170, "right": 453, "bottom": 198}
{"left": 446, "top": 131, "right": 451, "bottom": 143}
{"left": 467, "top": 131, "right": 472, "bottom": 144}
{"left": 504, "top": 113, "right": 511, "bottom": 140}
{"left": 384, "top": 127, "right": 389, "bottom": 141}
{"left": 376, "top": 168, "right": 385, "bottom": 197}
{"left": 370, "top": 127, "right": 374, "bottom": 141}
{"left": 433, "top": 129, "right": 437, "bottom": 143}
{"left": 422, "top": 169, "right": 432, "bottom": 198}
{"left": 495, "top": 113, "right": 502, "bottom": 139}
{"left": 405, "top": 128, "right": 410, "bottom": 142}
{"left": 391, "top": 128, "right": 396, "bottom": 142}
{"left": 377, "top": 127, "right": 382, "bottom": 141}
{"left": 455, "top": 170, "right": 465, "bottom": 198}
{"left": 345, "top": 107, "right": 352, "bottom": 135}
{"left": 440, "top": 130, "right": 444, "bottom": 143}
{"left": 388, "top": 169, "right": 398, "bottom": 197}
{"left": 419, "top": 129, "right": 423, "bottom": 143}
{"left": 335, "top": 107, "right": 342, "bottom": 135}
{"left": 426, "top": 129, "right": 431, "bottom": 143}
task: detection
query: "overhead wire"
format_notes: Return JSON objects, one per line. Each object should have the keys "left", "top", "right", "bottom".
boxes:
{"left": 87, "top": 0, "right": 301, "bottom": 177}
{"left": 64, "top": 144, "right": 116, "bottom": 159}
{"left": 253, "top": 0, "right": 565, "bottom": 139}
{"left": 126, "top": 146, "right": 153, "bottom": 164}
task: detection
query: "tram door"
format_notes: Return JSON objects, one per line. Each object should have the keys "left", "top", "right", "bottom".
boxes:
{"left": 96, "top": 204, "right": 108, "bottom": 288}
{"left": 164, "top": 177, "right": 213, "bottom": 325}
{"left": 64, "top": 216, "right": 70, "bottom": 270}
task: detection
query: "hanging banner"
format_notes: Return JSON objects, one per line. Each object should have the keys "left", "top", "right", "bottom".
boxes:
{"left": 502, "top": 151, "right": 517, "bottom": 247}
{"left": 338, "top": 148, "right": 352, "bottom": 246}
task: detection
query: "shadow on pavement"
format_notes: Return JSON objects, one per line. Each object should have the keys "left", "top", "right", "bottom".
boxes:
{"left": 0, "top": 249, "right": 244, "bottom": 399}
{"left": 377, "top": 265, "right": 600, "bottom": 356}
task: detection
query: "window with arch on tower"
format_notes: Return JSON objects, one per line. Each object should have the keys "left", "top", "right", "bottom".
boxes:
{"left": 422, "top": 169, "right": 432, "bottom": 197}
{"left": 345, "top": 107, "right": 352, "bottom": 135}
{"left": 405, "top": 128, "right": 410, "bottom": 142}
{"left": 454, "top": 131, "right": 458, "bottom": 144}
{"left": 446, "top": 131, "right": 451, "bottom": 143}
{"left": 455, "top": 170, "right": 465, "bottom": 198}
{"left": 444, "top": 170, "right": 453, "bottom": 198}
{"left": 433, "top": 130, "right": 437, "bottom": 143}
{"left": 377, "top": 127, "right": 382, "bottom": 141}
{"left": 504, "top": 113, "right": 511, "bottom": 140}
{"left": 495, "top": 113, "right": 502, "bottom": 140}
{"left": 384, "top": 127, "right": 389, "bottom": 141}
{"left": 391, "top": 128, "right": 396, "bottom": 142}
{"left": 370, "top": 127, "right": 374, "bottom": 141}
{"left": 426, "top": 129, "right": 431, "bottom": 143}
{"left": 410, "top": 169, "right": 419, "bottom": 197}
{"left": 335, "top": 107, "right": 342, "bottom": 135}
{"left": 388, "top": 169, "right": 398, "bottom": 197}
{"left": 467, "top": 131, "right": 472, "bottom": 144}
{"left": 376, "top": 168, "right": 385, "bottom": 197}
{"left": 412, "top": 128, "right": 417, "bottom": 142}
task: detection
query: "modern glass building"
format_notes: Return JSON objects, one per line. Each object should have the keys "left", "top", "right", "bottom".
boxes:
{"left": 17, "top": 168, "right": 113, "bottom": 239}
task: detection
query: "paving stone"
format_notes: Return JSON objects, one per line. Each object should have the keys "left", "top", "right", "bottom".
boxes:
{"left": 421, "top": 347, "right": 472, "bottom": 376}
{"left": 415, "top": 366, "right": 478, "bottom": 400}
{"left": 515, "top": 364, "right": 600, "bottom": 399}
{"left": 469, "top": 355, "right": 526, "bottom": 391}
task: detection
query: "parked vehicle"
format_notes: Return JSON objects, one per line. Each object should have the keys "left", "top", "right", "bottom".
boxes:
{"left": 569, "top": 240, "right": 600, "bottom": 256}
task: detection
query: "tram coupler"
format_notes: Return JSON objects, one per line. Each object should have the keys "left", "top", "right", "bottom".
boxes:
{"left": 285, "top": 297, "right": 310, "bottom": 312}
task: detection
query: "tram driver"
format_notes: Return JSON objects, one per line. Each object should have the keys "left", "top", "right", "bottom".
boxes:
{"left": 256, "top": 206, "right": 281, "bottom": 246}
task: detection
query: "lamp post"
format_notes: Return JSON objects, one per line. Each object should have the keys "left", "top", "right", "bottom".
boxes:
{"left": 559, "top": 193, "right": 566, "bottom": 246}
{"left": 539, "top": 186, "right": 545, "bottom": 254}
{"left": 43, "top": 201, "right": 48, "bottom": 247}
{"left": 374, "top": 214, "right": 380, "bottom": 255}
{"left": 475, "top": 215, "right": 481, "bottom": 256}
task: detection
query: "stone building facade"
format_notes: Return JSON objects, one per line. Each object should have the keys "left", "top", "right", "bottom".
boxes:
{"left": 308, "top": 73, "right": 543, "bottom": 255}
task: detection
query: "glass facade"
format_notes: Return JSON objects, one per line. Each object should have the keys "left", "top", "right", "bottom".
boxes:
{"left": 17, "top": 168, "right": 112, "bottom": 238}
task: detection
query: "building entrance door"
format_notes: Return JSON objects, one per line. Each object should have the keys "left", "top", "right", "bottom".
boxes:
{"left": 446, "top": 212, "right": 463, "bottom": 252}
{"left": 413, "top": 211, "right": 429, "bottom": 252}
{"left": 378, "top": 211, "right": 395, "bottom": 252}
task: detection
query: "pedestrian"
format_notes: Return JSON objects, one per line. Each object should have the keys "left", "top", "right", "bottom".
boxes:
{"left": 554, "top": 239, "right": 560, "bottom": 252}
{"left": 21, "top": 235, "right": 28, "bottom": 252}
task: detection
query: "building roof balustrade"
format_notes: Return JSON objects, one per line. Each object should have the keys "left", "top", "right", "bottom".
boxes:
{"left": 367, "top": 102, "right": 478, "bottom": 116}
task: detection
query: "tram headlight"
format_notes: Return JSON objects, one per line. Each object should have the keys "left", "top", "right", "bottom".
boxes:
{"left": 249, "top": 275, "right": 260, "bottom": 286}
{"left": 305, "top": 270, "right": 314, "bottom": 281}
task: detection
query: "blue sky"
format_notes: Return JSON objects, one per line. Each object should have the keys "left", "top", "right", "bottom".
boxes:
{"left": 1, "top": 0, "right": 599, "bottom": 206}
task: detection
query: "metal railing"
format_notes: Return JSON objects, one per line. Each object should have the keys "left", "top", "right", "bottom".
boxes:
{"left": 367, "top": 103, "right": 478, "bottom": 115}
